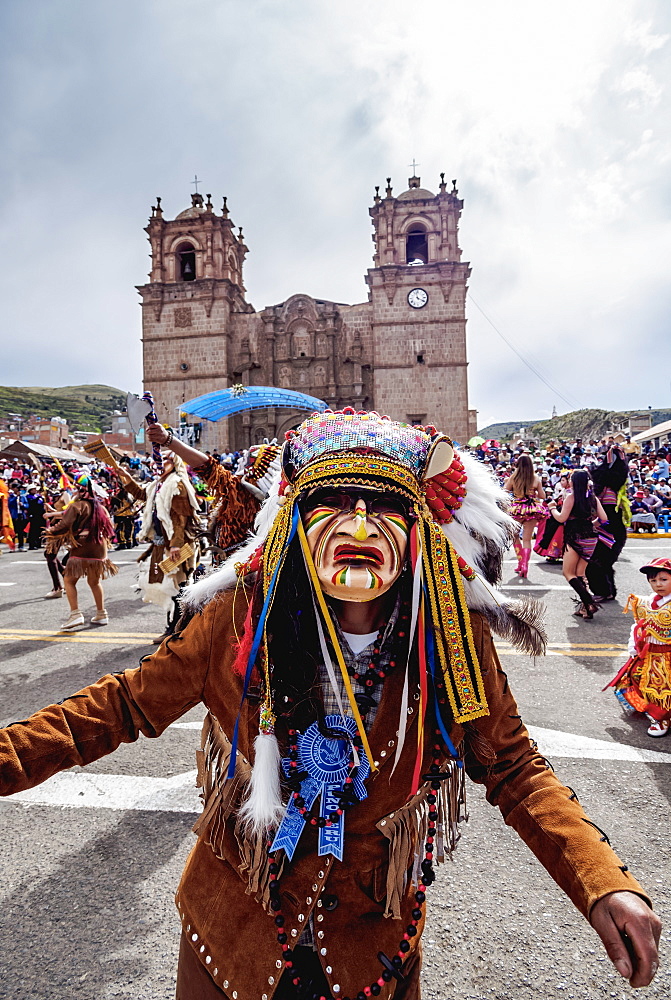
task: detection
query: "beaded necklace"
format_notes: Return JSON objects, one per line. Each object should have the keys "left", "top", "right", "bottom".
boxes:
{"left": 267, "top": 733, "right": 446, "bottom": 1000}
{"left": 265, "top": 599, "right": 447, "bottom": 1000}
{"left": 279, "top": 603, "right": 408, "bottom": 831}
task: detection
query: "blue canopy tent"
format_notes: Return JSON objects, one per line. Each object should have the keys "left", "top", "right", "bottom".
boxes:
{"left": 181, "top": 385, "right": 327, "bottom": 422}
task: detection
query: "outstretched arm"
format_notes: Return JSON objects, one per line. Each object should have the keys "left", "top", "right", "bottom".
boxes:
{"left": 0, "top": 600, "right": 216, "bottom": 796}
{"left": 147, "top": 423, "right": 208, "bottom": 469}
{"left": 465, "top": 618, "right": 660, "bottom": 987}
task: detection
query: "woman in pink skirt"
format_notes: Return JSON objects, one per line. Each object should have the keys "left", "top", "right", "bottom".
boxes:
{"left": 504, "top": 454, "right": 549, "bottom": 578}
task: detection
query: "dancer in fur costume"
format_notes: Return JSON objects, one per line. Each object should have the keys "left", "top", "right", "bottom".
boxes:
{"left": 586, "top": 444, "right": 630, "bottom": 602}
{"left": 0, "top": 410, "right": 660, "bottom": 999}
{"left": 123, "top": 454, "right": 201, "bottom": 642}
{"left": 45, "top": 474, "right": 117, "bottom": 631}
{"left": 147, "top": 423, "right": 281, "bottom": 563}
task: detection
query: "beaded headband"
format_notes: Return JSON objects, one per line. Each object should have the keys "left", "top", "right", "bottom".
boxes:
{"left": 291, "top": 452, "right": 424, "bottom": 506}
{"left": 280, "top": 410, "right": 467, "bottom": 526}
{"left": 284, "top": 408, "right": 431, "bottom": 478}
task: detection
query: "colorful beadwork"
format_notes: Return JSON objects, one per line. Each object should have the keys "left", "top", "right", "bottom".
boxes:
{"left": 287, "top": 409, "right": 431, "bottom": 476}
{"left": 294, "top": 453, "right": 423, "bottom": 504}
{"left": 422, "top": 520, "right": 487, "bottom": 722}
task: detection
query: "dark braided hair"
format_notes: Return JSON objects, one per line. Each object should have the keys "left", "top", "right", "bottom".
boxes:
{"left": 266, "top": 539, "right": 323, "bottom": 732}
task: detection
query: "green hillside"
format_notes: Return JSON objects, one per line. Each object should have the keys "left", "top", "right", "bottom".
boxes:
{"left": 0, "top": 384, "right": 126, "bottom": 433}
{"left": 479, "top": 408, "right": 671, "bottom": 446}
{"left": 476, "top": 421, "right": 528, "bottom": 441}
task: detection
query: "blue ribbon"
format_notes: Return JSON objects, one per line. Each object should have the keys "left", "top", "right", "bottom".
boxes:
{"left": 227, "top": 504, "right": 299, "bottom": 780}
{"left": 318, "top": 784, "right": 345, "bottom": 860}
{"left": 271, "top": 775, "right": 321, "bottom": 859}
{"left": 425, "top": 603, "right": 462, "bottom": 766}
{"left": 271, "top": 715, "right": 370, "bottom": 861}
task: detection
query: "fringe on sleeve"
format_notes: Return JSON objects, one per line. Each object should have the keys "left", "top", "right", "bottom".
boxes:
{"left": 192, "top": 711, "right": 285, "bottom": 910}
{"left": 376, "top": 758, "right": 467, "bottom": 919}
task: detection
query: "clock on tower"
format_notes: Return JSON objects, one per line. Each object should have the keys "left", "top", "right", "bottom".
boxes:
{"left": 365, "top": 173, "right": 472, "bottom": 445}
{"left": 407, "top": 288, "right": 428, "bottom": 309}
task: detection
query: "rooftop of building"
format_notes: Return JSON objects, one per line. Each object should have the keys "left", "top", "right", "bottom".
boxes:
{"left": 175, "top": 193, "right": 208, "bottom": 220}
{"left": 397, "top": 175, "right": 435, "bottom": 200}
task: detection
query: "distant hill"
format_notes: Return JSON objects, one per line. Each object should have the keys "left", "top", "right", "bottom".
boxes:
{"left": 0, "top": 384, "right": 126, "bottom": 433}
{"left": 479, "top": 408, "right": 671, "bottom": 445}
{"left": 476, "top": 421, "right": 528, "bottom": 441}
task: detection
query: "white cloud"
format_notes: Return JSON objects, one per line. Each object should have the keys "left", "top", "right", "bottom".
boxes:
{"left": 614, "top": 65, "right": 664, "bottom": 107}
{"left": 0, "top": 0, "right": 670, "bottom": 424}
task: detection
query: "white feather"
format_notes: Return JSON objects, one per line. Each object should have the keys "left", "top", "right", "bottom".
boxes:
{"left": 237, "top": 731, "right": 285, "bottom": 833}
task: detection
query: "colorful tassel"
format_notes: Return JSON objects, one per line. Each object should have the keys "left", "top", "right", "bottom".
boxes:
{"left": 227, "top": 505, "right": 300, "bottom": 780}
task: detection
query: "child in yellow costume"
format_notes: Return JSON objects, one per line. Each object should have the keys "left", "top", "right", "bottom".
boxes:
{"left": 605, "top": 556, "right": 671, "bottom": 737}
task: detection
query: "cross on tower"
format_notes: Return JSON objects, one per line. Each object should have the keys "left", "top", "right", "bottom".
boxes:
{"left": 409, "top": 159, "right": 420, "bottom": 175}
{"left": 191, "top": 174, "right": 200, "bottom": 193}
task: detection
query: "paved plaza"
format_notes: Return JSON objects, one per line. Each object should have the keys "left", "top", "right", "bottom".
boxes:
{"left": 0, "top": 542, "right": 669, "bottom": 999}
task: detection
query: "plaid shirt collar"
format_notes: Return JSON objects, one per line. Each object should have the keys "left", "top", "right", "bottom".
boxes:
{"left": 319, "top": 593, "right": 402, "bottom": 730}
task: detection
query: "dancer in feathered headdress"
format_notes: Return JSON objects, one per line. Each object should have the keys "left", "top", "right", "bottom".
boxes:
{"left": 183, "top": 409, "right": 547, "bottom": 835}
{"left": 0, "top": 409, "right": 659, "bottom": 999}
{"left": 45, "top": 473, "right": 117, "bottom": 631}
{"left": 147, "top": 422, "right": 282, "bottom": 564}
{"left": 122, "top": 452, "right": 201, "bottom": 642}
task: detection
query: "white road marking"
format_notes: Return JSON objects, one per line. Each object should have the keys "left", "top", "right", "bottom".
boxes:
{"left": 527, "top": 726, "right": 671, "bottom": 763}
{"left": 626, "top": 543, "right": 671, "bottom": 549}
{"left": 4, "top": 769, "right": 201, "bottom": 813}
{"left": 499, "top": 643, "right": 625, "bottom": 649}
{"left": 0, "top": 582, "right": 17, "bottom": 586}
{"left": 1, "top": 628, "right": 158, "bottom": 638}
{"left": 1, "top": 727, "right": 667, "bottom": 817}
{"left": 501, "top": 584, "right": 571, "bottom": 590}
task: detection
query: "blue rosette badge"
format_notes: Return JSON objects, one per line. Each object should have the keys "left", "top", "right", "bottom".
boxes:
{"left": 271, "top": 715, "right": 370, "bottom": 861}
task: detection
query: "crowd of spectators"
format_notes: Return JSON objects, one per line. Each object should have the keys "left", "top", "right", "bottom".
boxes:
{"left": 466, "top": 435, "right": 671, "bottom": 531}
{"left": 0, "top": 454, "right": 212, "bottom": 553}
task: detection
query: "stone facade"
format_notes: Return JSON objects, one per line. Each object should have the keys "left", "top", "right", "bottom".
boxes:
{"left": 138, "top": 177, "right": 477, "bottom": 452}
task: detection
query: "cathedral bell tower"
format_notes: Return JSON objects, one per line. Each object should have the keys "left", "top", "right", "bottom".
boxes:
{"left": 137, "top": 191, "right": 252, "bottom": 452}
{"left": 366, "top": 174, "right": 476, "bottom": 445}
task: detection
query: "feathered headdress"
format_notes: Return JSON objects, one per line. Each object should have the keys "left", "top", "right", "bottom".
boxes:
{"left": 182, "top": 409, "right": 546, "bottom": 831}
{"left": 234, "top": 440, "right": 282, "bottom": 500}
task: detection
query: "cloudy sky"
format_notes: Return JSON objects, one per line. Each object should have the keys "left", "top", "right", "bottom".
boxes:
{"left": 1, "top": 0, "right": 669, "bottom": 427}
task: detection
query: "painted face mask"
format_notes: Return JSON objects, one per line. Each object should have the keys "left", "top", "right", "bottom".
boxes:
{"left": 301, "top": 487, "right": 411, "bottom": 602}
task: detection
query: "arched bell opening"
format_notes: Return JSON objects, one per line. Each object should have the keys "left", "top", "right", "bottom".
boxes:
{"left": 177, "top": 241, "right": 197, "bottom": 281}
{"left": 406, "top": 225, "right": 428, "bottom": 265}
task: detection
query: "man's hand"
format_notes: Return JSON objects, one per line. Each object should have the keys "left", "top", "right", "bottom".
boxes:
{"left": 147, "top": 424, "right": 170, "bottom": 446}
{"left": 590, "top": 891, "right": 661, "bottom": 987}
{"left": 169, "top": 546, "right": 181, "bottom": 563}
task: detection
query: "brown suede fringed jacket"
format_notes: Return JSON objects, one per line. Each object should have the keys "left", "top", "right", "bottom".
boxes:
{"left": 0, "top": 589, "right": 649, "bottom": 1000}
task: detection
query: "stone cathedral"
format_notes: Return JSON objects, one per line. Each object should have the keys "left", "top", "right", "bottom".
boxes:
{"left": 138, "top": 174, "right": 478, "bottom": 452}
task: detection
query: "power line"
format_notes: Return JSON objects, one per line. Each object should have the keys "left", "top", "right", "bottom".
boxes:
{"left": 468, "top": 293, "right": 583, "bottom": 412}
